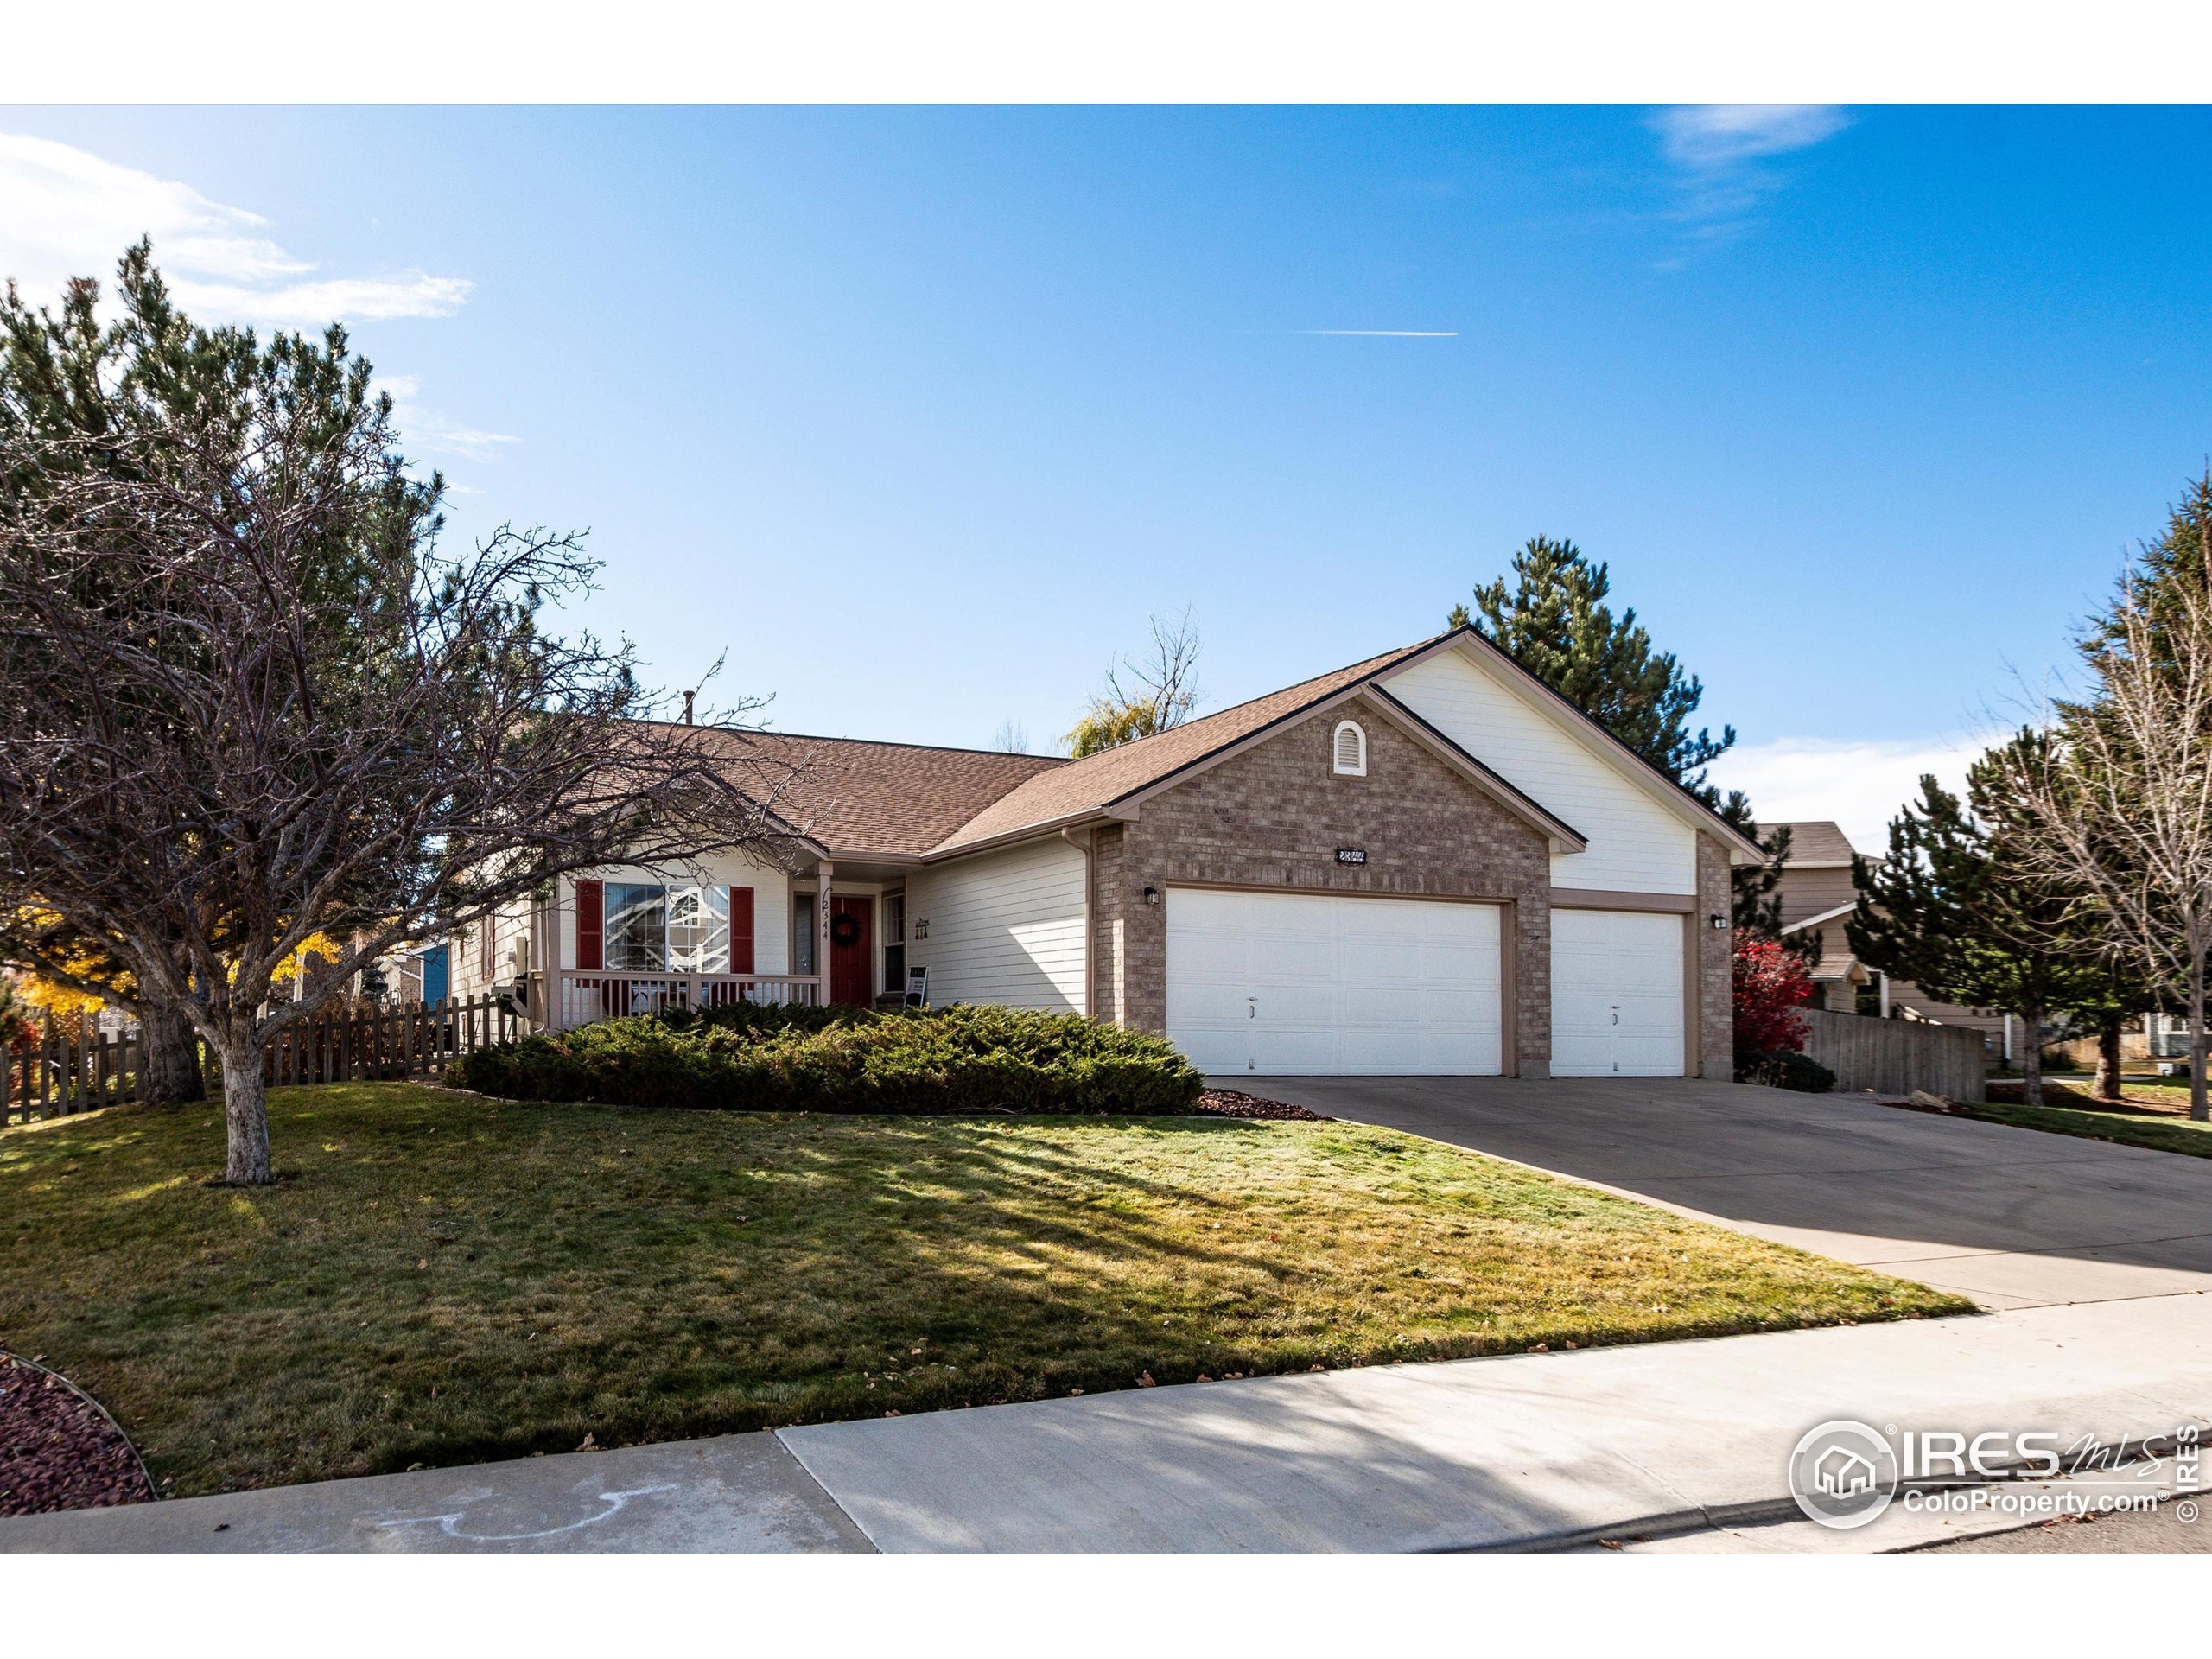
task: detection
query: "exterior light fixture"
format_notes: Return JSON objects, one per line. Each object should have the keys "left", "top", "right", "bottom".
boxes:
{"left": 1710, "top": 914, "right": 1729, "bottom": 930}
{"left": 1143, "top": 886, "right": 1160, "bottom": 907}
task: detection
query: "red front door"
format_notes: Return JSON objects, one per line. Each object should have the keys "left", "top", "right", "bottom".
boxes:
{"left": 830, "top": 895, "right": 874, "bottom": 1007}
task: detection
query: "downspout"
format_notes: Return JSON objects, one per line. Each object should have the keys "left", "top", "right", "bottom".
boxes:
{"left": 1062, "top": 826, "right": 1095, "bottom": 1021}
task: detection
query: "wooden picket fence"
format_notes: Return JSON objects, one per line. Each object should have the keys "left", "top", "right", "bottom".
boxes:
{"left": 2, "top": 992, "right": 518, "bottom": 1128}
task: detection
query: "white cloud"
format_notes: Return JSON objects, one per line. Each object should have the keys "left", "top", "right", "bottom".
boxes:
{"left": 1648, "top": 105, "right": 1848, "bottom": 245}
{"left": 1707, "top": 733, "right": 1993, "bottom": 855}
{"left": 1651, "top": 105, "right": 1848, "bottom": 170}
{"left": 378, "top": 374, "right": 518, "bottom": 463}
{"left": 0, "top": 132, "right": 471, "bottom": 325}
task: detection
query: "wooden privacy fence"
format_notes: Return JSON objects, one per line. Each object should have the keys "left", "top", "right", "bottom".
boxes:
{"left": 1800, "top": 1007, "right": 1989, "bottom": 1103}
{"left": 3, "top": 992, "right": 518, "bottom": 1128}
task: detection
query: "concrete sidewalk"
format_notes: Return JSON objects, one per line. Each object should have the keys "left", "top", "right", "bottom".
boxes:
{"left": 9, "top": 1294, "right": 2207, "bottom": 1554}
{"left": 0, "top": 1429, "right": 872, "bottom": 1554}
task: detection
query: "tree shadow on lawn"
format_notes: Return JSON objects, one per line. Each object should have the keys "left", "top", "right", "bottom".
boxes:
{"left": 0, "top": 1087, "right": 1953, "bottom": 1497}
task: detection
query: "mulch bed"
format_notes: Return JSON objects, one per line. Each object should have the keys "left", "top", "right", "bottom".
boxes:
{"left": 0, "top": 1352, "right": 156, "bottom": 1518}
{"left": 1192, "top": 1089, "right": 1328, "bottom": 1122}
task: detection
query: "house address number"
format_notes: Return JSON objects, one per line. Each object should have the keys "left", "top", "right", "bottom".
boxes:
{"left": 1335, "top": 847, "right": 1368, "bottom": 866}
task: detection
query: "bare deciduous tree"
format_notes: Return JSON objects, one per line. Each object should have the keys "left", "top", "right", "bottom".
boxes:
{"left": 1065, "top": 607, "right": 1202, "bottom": 758}
{"left": 0, "top": 311, "right": 798, "bottom": 1183}
{"left": 1994, "top": 541, "right": 2212, "bottom": 1122}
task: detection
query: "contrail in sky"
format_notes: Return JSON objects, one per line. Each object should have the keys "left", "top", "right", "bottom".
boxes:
{"left": 1298, "top": 328, "right": 1459, "bottom": 337}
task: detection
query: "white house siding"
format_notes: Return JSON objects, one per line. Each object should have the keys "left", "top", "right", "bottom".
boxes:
{"left": 448, "top": 899, "right": 531, "bottom": 1002}
{"left": 556, "top": 853, "right": 793, "bottom": 976}
{"left": 907, "top": 836, "right": 1088, "bottom": 1014}
{"left": 1385, "top": 646, "right": 1697, "bottom": 894}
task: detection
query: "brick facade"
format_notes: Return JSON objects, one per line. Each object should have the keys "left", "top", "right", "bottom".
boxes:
{"left": 1695, "top": 831, "right": 1735, "bottom": 1078}
{"left": 1088, "top": 695, "right": 1556, "bottom": 1075}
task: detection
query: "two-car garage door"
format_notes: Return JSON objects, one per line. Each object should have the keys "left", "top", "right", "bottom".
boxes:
{"left": 1163, "top": 887, "right": 1687, "bottom": 1077}
{"left": 1165, "top": 889, "right": 1503, "bottom": 1076}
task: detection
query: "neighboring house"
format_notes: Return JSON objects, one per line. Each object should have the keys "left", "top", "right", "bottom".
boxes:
{"left": 463, "top": 626, "right": 1764, "bottom": 1079}
{"left": 1758, "top": 819, "right": 2009, "bottom": 1052}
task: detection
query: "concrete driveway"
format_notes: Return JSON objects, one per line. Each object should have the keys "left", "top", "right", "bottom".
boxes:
{"left": 1244, "top": 1075, "right": 2212, "bottom": 1310}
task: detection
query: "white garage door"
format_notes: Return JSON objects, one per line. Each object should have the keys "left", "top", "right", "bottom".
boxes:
{"left": 1166, "top": 888, "right": 1503, "bottom": 1076}
{"left": 1550, "top": 908, "right": 1686, "bottom": 1077}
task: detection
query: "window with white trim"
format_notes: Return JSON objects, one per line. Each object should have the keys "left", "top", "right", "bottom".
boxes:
{"left": 1332, "top": 719, "right": 1368, "bottom": 777}
{"left": 605, "top": 882, "right": 732, "bottom": 973}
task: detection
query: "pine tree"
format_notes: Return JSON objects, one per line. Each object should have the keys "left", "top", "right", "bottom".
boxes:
{"left": 1847, "top": 734, "right": 2120, "bottom": 1105}
{"left": 1452, "top": 535, "right": 1796, "bottom": 938}
{"left": 1452, "top": 536, "right": 1733, "bottom": 790}
{"left": 2110, "top": 467, "right": 2212, "bottom": 638}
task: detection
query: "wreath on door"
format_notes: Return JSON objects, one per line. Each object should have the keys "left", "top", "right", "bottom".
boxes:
{"left": 830, "top": 912, "right": 862, "bottom": 948}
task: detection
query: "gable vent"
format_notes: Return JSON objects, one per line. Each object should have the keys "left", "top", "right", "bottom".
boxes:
{"left": 1332, "top": 719, "right": 1368, "bottom": 777}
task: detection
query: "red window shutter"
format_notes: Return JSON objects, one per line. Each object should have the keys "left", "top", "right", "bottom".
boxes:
{"left": 480, "top": 912, "right": 498, "bottom": 977}
{"left": 575, "top": 880, "right": 604, "bottom": 970}
{"left": 728, "top": 886, "right": 755, "bottom": 976}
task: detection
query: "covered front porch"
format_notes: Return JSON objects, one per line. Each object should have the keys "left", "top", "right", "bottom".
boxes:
{"left": 531, "top": 852, "right": 915, "bottom": 1033}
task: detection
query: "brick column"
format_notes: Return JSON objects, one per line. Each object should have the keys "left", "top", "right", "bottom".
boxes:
{"left": 1696, "top": 834, "right": 1734, "bottom": 1078}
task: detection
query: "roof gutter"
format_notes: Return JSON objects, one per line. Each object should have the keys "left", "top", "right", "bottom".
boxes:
{"left": 923, "top": 808, "right": 1126, "bottom": 865}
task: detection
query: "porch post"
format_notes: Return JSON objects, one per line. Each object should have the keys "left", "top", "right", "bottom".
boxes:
{"left": 817, "top": 858, "right": 835, "bottom": 1007}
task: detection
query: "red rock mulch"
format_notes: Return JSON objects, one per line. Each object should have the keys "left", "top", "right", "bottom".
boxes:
{"left": 0, "top": 1353, "right": 156, "bottom": 1518}
{"left": 1192, "top": 1089, "right": 1328, "bottom": 1122}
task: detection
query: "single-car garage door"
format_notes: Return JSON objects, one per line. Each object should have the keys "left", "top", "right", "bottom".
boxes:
{"left": 1550, "top": 908, "right": 1685, "bottom": 1077}
{"left": 1166, "top": 888, "right": 1503, "bottom": 1076}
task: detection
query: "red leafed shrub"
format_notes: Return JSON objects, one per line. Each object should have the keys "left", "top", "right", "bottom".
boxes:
{"left": 1732, "top": 936, "right": 1813, "bottom": 1053}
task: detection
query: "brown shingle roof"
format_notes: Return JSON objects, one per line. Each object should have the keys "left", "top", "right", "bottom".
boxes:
{"left": 667, "top": 626, "right": 1759, "bottom": 863}
{"left": 681, "top": 727, "right": 1068, "bottom": 858}
{"left": 1758, "top": 821, "right": 1859, "bottom": 868}
{"left": 930, "top": 639, "right": 1440, "bottom": 854}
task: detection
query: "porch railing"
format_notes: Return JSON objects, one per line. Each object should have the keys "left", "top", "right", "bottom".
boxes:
{"left": 548, "top": 970, "right": 823, "bottom": 1032}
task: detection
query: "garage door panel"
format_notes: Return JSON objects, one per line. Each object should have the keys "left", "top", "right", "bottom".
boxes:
{"left": 1261, "top": 986, "right": 1338, "bottom": 1029}
{"left": 1337, "top": 1029, "right": 1415, "bottom": 1069}
{"left": 1338, "top": 941, "right": 1413, "bottom": 982}
{"left": 1172, "top": 936, "right": 1249, "bottom": 984}
{"left": 1611, "top": 1036, "right": 1685, "bottom": 1074}
{"left": 1176, "top": 1028, "right": 1251, "bottom": 1076}
{"left": 1421, "top": 1033, "right": 1503, "bottom": 1072}
{"left": 1167, "top": 986, "right": 1256, "bottom": 1026}
{"left": 1166, "top": 889, "right": 1502, "bottom": 1077}
{"left": 1253, "top": 1026, "right": 1338, "bottom": 1073}
{"left": 1418, "top": 987, "right": 1499, "bottom": 1026}
{"left": 1549, "top": 909, "right": 1686, "bottom": 1077}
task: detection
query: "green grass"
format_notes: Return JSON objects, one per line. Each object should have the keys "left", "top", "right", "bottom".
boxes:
{"left": 1954, "top": 1095, "right": 2212, "bottom": 1159}
{"left": 2, "top": 1083, "right": 1969, "bottom": 1498}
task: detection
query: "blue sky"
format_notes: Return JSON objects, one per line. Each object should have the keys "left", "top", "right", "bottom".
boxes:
{"left": 3, "top": 105, "right": 2208, "bottom": 843}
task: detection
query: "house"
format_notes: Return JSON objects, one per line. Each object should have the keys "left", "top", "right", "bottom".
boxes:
{"left": 1810, "top": 1443, "right": 1881, "bottom": 1501}
{"left": 1759, "top": 819, "right": 2008, "bottom": 1049}
{"left": 456, "top": 626, "right": 1764, "bottom": 1078}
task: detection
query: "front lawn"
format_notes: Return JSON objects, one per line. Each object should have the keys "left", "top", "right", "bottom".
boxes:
{"left": 2, "top": 1084, "right": 1967, "bottom": 1498}
{"left": 1950, "top": 1093, "right": 2212, "bottom": 1160}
